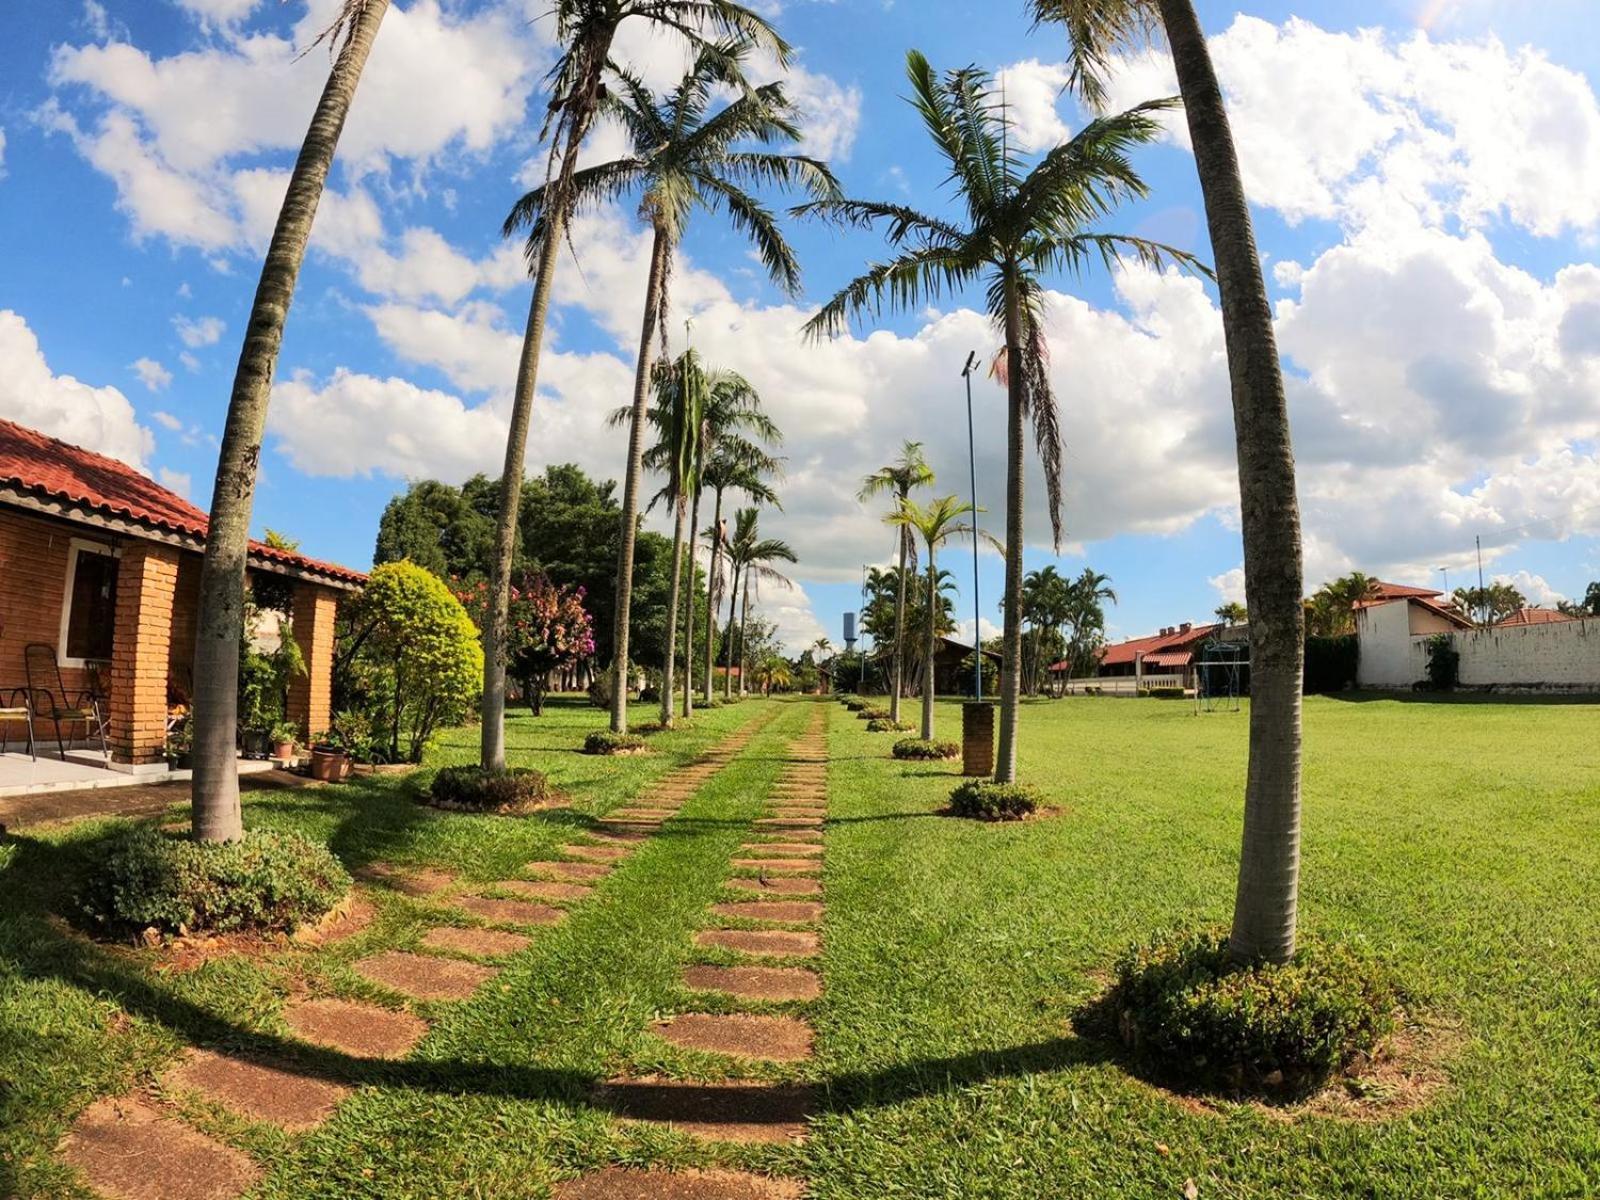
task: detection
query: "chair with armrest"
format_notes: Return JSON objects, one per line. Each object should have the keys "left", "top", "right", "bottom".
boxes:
{"left": 23, "top": 643, "right": 110, "bottom": 762}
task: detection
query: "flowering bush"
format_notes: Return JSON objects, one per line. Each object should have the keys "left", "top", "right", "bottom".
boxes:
{"left": 457, "top": 574, "right": 595, "bottom": 715}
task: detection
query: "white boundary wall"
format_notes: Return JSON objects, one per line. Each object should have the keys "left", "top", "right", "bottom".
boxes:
{"left": 1357, "top": 604, "right": 1600, "bottom": 691}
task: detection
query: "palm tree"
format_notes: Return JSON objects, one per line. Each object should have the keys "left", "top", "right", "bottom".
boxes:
{"left": 189, "top": 1, "right": 389, "bottom": 844}
{"left": 756, "top": 655, "right": 793, "bottom": 694}
{"left": 1021, "top": 564, "right": 1069, "bottom": 694}
{"left": 478, "top": 0, "right": 790, "bottom": 770}
{"left": 1030, "top": 0, "right": 1307, "bottom": 965}
{"left": 1214, "top": 600, "right": 1248, "bottom": 624}
{"left": 800, "top": 51, "right": 1203, "bottom": 788}
{"left": 725, "top": 508, "right": 797, "bottom": 695}
{"left": 505, "top": 43, "right": 833, "bottom": 734}
{"left": 858, "top": 442, "right": 936, "bottom": 725}
{"left": 888, "top": 495, "right": 999, "bottom": 741}
{"left": 701, "top": 448, "right": 782, "bottom": 706}
{"left": 649, "top": 349, "right": 706, "bottom": 727}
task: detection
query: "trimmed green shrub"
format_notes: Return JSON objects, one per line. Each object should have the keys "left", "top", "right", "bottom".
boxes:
{"left": 80, "top": 827, "right": 350, "bottom": 938}
{"left": 1424, "top": 634, "right": 1460, "bottom": 690}
{"left": 866, "top": 717, "right": 910, "bottom": 733}
{"left": 948, "top": 780, "right": 1041, "bottom": 820}
{"left": 427, "top": 765, "right": 557, "bottom": 813}
{"left": 1145, "top": 686, "right": 1186, "bottom": 699}
{"left": 583, "top": 730, "right": 647, "bottom": 755}
{"left": 843, "top": 697, "right": 871, "bottom": 712}
{"left": 857, "top": 706, "right": 891, "bottom": 721}
{"left": 892, "top": 737, "right": 959, "bottom": 760}
{"left": 1090, "top": 929, "right": 1397, "bottom": 1095}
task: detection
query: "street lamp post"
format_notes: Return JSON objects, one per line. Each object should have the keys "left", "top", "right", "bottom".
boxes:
{"left": 961, "top": 350, "right": 982, "bottom": 701}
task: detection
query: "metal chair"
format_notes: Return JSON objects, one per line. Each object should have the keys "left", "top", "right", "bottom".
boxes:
{"left": 23, "top": 643, "right": 109, "bottom": 762}
{"left": 0, "top": 687, "right": 36, "bottom": 760}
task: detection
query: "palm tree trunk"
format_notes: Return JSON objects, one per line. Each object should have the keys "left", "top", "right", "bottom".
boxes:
{"left": 737, "top": 574, "right": 751, "bottom": 696}
{"left": 993, "top": 272, "right": 1027, "bottom": 784}
{"left": 922, "top": 550, "right": 937, "bottom": 741}
{"left": 890, "top": 526, "right": 909, "bottom": 724}
{"left": 681, "top": 482, "right": 702, "bottom": 719}
{"left": 190, "top": 0, "right": 388, "bottom": 843}
{"left": 723, "top": 560, "right": 740, "bottom": 701}
{"left": 702, "top": 487, "right": 724, "bottom": 707}
{"left": 661, "top": 500, "right": 688, "bottom": 727}
{"left": 608, "top": 223, "right": 671, "bottom": 733}
{"left": 1158, "top": 0, "right": 1306, "bottom": 966}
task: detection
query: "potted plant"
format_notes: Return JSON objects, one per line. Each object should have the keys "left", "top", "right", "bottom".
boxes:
{"left": 164, "top": 720, "right": 193, "bottom": 770}
{"left": 269, "top": 719, "right": 299, "bottom": 762}
{"left": 308, "top": 733, "right": 350, "bottom": 782}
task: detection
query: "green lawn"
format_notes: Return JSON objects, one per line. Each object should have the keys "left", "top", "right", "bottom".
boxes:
{"left": 2, "top": 693, "right": 1597, "bottom": 1197}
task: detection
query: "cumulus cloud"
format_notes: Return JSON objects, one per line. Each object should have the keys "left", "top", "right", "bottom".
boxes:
{"left": 1208, "top": 568, "right": 1247, "bottom": 606}
{"left": 0, "top": 126, "right": 7, "bottom": 179}
{"left": 1493, "top": 570, "right": 1566, "bottom": 607}
{"left": 157, "top": 466, "right": 193, "bottom": 498}
{"left": 0, "top": 309, "right": 153, "bottom": 467}
{"left": 995, "top": 59, "right": 1073, "bottom": 152}
{"left": 130, "top": 357, "right": 172, "bottom": 391}
{"left": 172, "top": 314, "right": 225, "bottom": 347}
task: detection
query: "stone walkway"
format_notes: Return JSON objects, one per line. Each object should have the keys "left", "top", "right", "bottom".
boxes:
{"left": 56, "top": 710, "right": 779, "bottom": 1200}
{"left": 575, "top": 704, "right": 830, "bottom": 1197}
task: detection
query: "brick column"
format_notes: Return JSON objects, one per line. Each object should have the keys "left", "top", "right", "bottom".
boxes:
{"left": 109, "top": 543, "right": 180, "bottom": 767}
{"left": 286, "top": 583, "right": 338, "bottom": 741}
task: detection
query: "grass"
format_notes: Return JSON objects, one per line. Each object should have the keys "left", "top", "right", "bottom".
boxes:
{"left": 3, "top": 692, "right": 1599, "bottom": 1197}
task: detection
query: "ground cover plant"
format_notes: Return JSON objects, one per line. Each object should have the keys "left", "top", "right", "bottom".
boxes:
{"left": 426, "top": 764, "right": 559, "bottom": 812}
{"left": 892, "top": 736, "right": 959, "bottom": 760}
{"left": 582, "top": 730, "right": 647, "bottom": 756}
{"left": 947, "top": 779, "right": 1041, "bottom": 820}
{"left": 3, "top": 694, "right": 1599, "bottom": 1198}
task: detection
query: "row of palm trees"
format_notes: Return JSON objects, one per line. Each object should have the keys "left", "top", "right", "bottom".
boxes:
{"left": 189, "top": 0, "right": 1307, "bottom": 970}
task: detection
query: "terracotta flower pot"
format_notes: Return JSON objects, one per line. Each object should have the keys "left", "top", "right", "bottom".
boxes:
{"left": 309, "top": 747, "right": 349, "bottom": 782}
{"left": 272, "top": 741, "right": 295, "bottom": 761}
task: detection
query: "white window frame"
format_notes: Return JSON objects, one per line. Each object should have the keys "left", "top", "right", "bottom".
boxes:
{"left": 58, "top": 537, "right": 121, "bottom": 669}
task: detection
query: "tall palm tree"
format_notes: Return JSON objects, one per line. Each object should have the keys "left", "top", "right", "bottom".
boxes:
{"left": 725, "top": 508, "right": 797, "bottom": 695}
{"left": 888, "top": 495, "right": 999, "bottom": 741}
{"left": 505, "top": 43, "right": 833, "bottom": 734}
{"left": 701, "top": 448, "right": 782, "bottom": 706}
{"left": 189, "top": 1, "right": 389, "bottom": 844}
{"left": 1030, "top": 0, "right": 1307, "bottom": 965}
{"left": 1021, "top": 564, "right": 1068, "bottom": 693}
{"left": 800, "top": 51, "right": 1203, "bottom": 788}
{"left": 649, "top": 349, "right": 706, "bottom": 727}
{"left": 478, "top": 0, "right": 790, "bottom": 770}
{"left": 858, "top": 442, "right": 936, "bottom": 725}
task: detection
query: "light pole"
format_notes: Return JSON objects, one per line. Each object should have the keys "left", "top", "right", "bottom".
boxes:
{"left": 961, "top": 350, "right": 982, "bottom": 700}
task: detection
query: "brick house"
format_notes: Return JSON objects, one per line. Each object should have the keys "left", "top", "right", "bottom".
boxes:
{"left": 0, "top": 418, "right": 364, "bottom": 771}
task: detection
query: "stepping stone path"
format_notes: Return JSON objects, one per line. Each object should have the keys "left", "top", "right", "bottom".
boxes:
{"left": 597, "top": 701, "right": 830, "bottom": 1186}
{"left": 55, "top": 708, "right": 777, "bottom": 1200}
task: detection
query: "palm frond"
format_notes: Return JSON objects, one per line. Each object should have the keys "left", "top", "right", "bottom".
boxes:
{"left": 802, "top": 242, "right": 984, "bottom": 341}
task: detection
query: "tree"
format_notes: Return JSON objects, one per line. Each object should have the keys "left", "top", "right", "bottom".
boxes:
{"left": 756, "top": 655, "right": 793, "bottom": 694}
{"left": 1214, "top": 600, "right": 1248, "bottom": 624}
{"left": 859, "top": 442, "right": 936, "bottom": 724}
{"left": 1056, "top": 568, "right": 1115, "bottom": 686}
{"left": 1032, "top": 0, "right": 1309, "bottom": 964}
{"left": 888, "top": 495, "right": 998, "bottom": 740}
{"left": 456, "top": 575, "right": 595, "bottom": 716}
{"left": 190, "top": 1, "right": 390, "bottom": 843}
{"left": 1453, "top": 582, "right": 1526, "bottom": 626}
{"left": 506, "top": 42, "right": 832, "bottom": 735}
{"left": 651, "top": 350, "right": 707, "bottom": 727}
{"left": 477, "top": 0, "right": 790, "bottom": 772}
{"left": 374, "top": 478, "right": 497, "bottom": 581}
{"left": 1306, "top": 572, "right": 1376, "bottom": 637}
{"left": 800, "top": 51, "right": 1201, "bottom": 788}
{"left": 1557, "top": 583, "right": 1599, "bottom": 617}
{"left": 701, "top": 449, "right": 782, "bottom": 707}
{"left": 725, "top": 508, "right": 796, "bottom": 695}
{"left": 344, "top": 562, "right": 483, "bottom": 764}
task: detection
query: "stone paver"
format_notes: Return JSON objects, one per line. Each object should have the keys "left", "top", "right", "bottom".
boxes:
{"left": 420, "top": 926, "right": 532, "bottom": 957}
{"left": 596, "top": 1078, "right": 814, "bottom": 1144}
{"left": 564, "top": 844, "right": 634, "bottom": 862}
{"left": 354, "top": 950, "right": 497, "bottom": 1000}
{"left": 730, "top": 858, "right": 821, "bottom": 874}
{"left": 165, "top": 1049, "right": 350, "bottom": 1130}
{"left": 553, "top": 1167, "right": 804, "bottom": 1199}
{"left": 652, "top": 1012, "right": 813, "bottom": 1061}
{"left": 283, "top": 998, "right": 427, "bottom": 1059}
{"left": 59, "top": 1095, "right": 261, "bottom": 1200}
{"left": 683, "top": 964, "right": 821, "bottom": 1001}
{"left": 738, "top": 842, "right": 821, "bottom": 856}
{"left": 491, "top": 879, "right": 594, "bottom": 902}
{"left": 455, "top": 894, "right": 566, "bottom": 927}
{"left": 695, "top": 927, "right": 819, "bottom": 959}
{"left": 530, "top": 859, "right": 614, "bottom": 881}
{"left": 726, "top": 876, "right": 822, "bottom": 896}
{"left": 710, "top": 900, "right": 824, "bottom": 924}
{"left": 356, "top": 863, "right": 457, "bottom": 897}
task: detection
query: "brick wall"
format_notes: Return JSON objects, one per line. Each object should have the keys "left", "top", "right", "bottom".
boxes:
{"left": 286, "top": 582, "right": 339, "bottom": 740}
{"left": 0, "top": 510, "right": 96, "bottom": 699}
{"left": 108, "top": 543, "right": 180, "bottom": 765}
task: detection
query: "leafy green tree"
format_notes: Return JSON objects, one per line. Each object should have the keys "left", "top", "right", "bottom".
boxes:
{"left": 801, "top": 51, "right": 1200, "bottom": 787}
{"left": 724, "top": 509, "right": 796, "bottom": 696}
{"left": 190, "top": 1, "right": 390, "bottom": 843}
{"left": 1453, "top": 582, "right": 1527, "bottom": 626}
{"left": 859, "top": 442, "right": 936, "bottom": 723}
{"left": 340, "top": 562, "right": 483, "bottom": 764}
{"left": 1214, "top": 600, "right": 1248, "bottom": 624}
{"left": 375, "top": 478, "right": 497, "bottom": 580}
{"left": 506, "top": 41, "right": 831, "bottom": 734}
{"left": 478, "top": 0, "right": 790, "bottom": 772}
{"left": 1307, "top": 572, "right": 1376, "bottom": 637}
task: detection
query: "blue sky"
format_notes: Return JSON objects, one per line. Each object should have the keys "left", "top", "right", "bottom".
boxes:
{"left": 3, "top": 0, "right": 1599, "bottom": 653}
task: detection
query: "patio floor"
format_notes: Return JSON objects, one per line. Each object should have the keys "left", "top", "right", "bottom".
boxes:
{"left": 0, "top": 751, "right": 278, "bottom": 827}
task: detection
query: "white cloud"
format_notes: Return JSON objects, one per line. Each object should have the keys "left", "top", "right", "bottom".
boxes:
{"left": 151, "top": 409, "right": 184, "bottom": 431}
{"left": 157, "top": 466, "right": 193, "bottom": 498}
{"left": 1208, "top": 568, "right": 1247, "bottom": 606}
{"left": 0, "top": 126, "right": 7, "bottom": 179}
{"left": 131, "top": 356, "right": 173, "bottom": 391}
{"left": 996, "top": 59, "right": 1072, "bottom": 153}
{"left": 179, "top": 351, "right": 202, "bottom": 373}
{"left": 1493, "top": 570, "right": 1566, "bottom": 606}
{"left": 172, "top": 314, "right": 225, "bottom": 347}
{"left": 0, "top": 309, "right": 153, "bottom": 467}
{"left": 953, "top": 616, "right": 1002, "bottom": 647}
{"left": 173, "top": 0, "right": 262, "bottom": 28}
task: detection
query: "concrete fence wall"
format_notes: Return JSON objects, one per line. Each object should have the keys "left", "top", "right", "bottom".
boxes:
{"left": 1358, "top": 604, "right": 1600, "bottom": 691}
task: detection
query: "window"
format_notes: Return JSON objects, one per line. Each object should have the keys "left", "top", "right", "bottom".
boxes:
{"left": 60, "top": 540, "right": 119, "bottom": 665}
